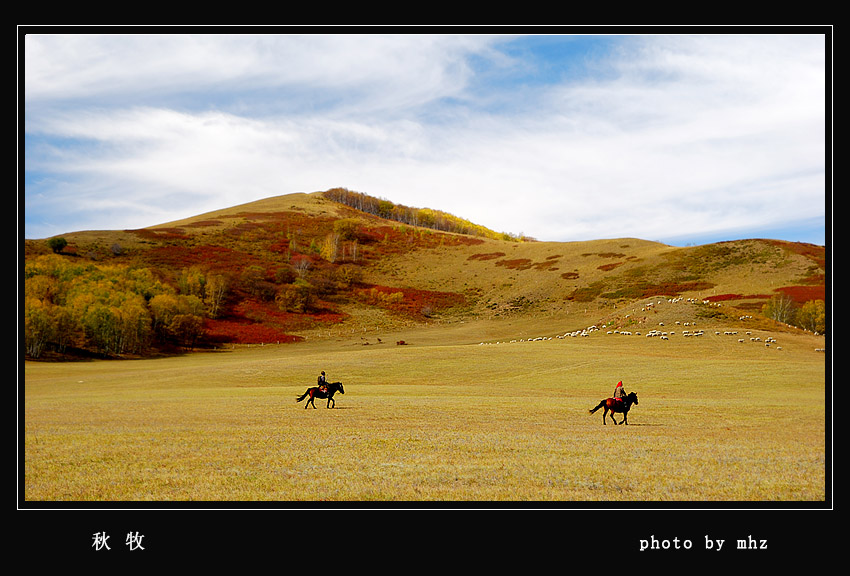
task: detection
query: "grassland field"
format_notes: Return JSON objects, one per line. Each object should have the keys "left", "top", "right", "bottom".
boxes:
{"left": 23, "top": 315, "right": 827, "bottom": 503}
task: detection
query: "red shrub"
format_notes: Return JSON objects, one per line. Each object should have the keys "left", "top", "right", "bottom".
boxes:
{"left": 496, "top": 259, "right": 533, "bottom": 270}
{"left": 598, "top": 262, "right": 624, "bottom": 272}
{"left": 468, "top": 252, "right": 506, "bottom": 261}
{"left": 704, "top": 294, "right": 771, "bottom": 302}
{"left": 774, "top": 285, "right": 825, "bottom": 304}
{"left": 203, "top": 318, "right": 302, "bottom": 344}
{"left": 356, "top": 284, "right": 465, "bottom": 319}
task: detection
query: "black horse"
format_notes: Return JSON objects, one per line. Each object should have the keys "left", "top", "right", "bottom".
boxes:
{"left": 588, "top": 391, "right": 638, "bottom": 425}
{"left": 296, "top": 381, "right": 345, "bottom": 409}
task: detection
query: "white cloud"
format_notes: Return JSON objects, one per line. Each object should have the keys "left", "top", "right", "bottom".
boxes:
{"left": 23, "top": 33, "right": 827, "bottom": 245}
{"left": 24, "top": 34, "right": 491, "bottom": 114}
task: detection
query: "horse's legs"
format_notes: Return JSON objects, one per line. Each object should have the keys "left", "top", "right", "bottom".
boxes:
{"left": 602, "top": 407, "right": 608, "bottom": 425}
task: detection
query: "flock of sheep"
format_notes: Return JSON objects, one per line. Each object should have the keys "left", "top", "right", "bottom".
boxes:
{"left": 604, "top": 322, "right": 787, "bottom": 350}
{"left": 478, "top": 325, "right": 601, "bottom": 345}
{"left": 476, "top": 296, "right": 800, "bottom": 352}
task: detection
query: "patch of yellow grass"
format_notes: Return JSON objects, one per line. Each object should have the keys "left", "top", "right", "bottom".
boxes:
{"left": 24, "top": 327, "right": 826, "bottom": 502}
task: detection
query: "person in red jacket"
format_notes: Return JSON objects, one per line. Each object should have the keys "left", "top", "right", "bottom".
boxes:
{"left": 613, "top": 380, "right": 626, "bottom": 405}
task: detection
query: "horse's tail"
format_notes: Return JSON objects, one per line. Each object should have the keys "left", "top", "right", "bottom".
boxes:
{"left": 588, "top": 400, "right": 605, "bottom": 414}
{"left": 296, "top": 389, "right": 311, "bottom": 403}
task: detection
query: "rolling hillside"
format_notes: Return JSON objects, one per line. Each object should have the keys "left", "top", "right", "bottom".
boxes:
{"left": 23, "top": 189, "right": 826, "bottom": 357}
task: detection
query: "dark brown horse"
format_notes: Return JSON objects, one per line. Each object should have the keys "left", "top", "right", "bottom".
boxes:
{"left": 588, "top": 391, "right": 638, "bottom": 425}
{"left": 296, "top": 381, "right": 345, "bottom": 409}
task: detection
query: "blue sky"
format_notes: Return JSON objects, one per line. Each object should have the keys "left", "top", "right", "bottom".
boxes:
{"left": 22, "top": 32, "right": 829, "bottom": 246}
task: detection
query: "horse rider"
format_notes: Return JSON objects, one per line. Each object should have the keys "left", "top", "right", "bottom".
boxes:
{"left": 613, "top": 380, "right": 626, "bottom": 404}
{"left": 317, "top": 371, "right": 328, "bottom": 393}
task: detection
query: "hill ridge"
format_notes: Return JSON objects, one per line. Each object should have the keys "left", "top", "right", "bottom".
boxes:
{"left": 23, "top": 190, "right": 826, "bottom": 358}
{"left": 321, "top": 187, "right": 534, "bottom": 242}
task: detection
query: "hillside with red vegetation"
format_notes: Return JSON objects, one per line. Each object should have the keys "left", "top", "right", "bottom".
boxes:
{"left": 23, "top": 190, "right": 826, "bottom": 359}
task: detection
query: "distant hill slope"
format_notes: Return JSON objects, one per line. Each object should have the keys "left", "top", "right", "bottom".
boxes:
{"left": 24, "top": 190, "right": 826, "bottom": 357}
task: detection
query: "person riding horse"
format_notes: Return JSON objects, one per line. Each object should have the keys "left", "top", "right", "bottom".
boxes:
{"left": 613, "top": 380, "right": 626, "bottom": 406}
{"left": 317, "top": 371, "right": 328, "bottom": 393}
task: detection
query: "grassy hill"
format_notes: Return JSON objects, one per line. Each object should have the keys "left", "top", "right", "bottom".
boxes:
{"left": 23, "top": 190, "right": 826, "bottom": 358}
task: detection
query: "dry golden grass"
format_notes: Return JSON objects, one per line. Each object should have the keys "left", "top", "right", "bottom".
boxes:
{"left": 24, "top": 191, "right": 826, "bottom": 506}
{"left": 23, "top": 321, "right": 826, "bottom": 502}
